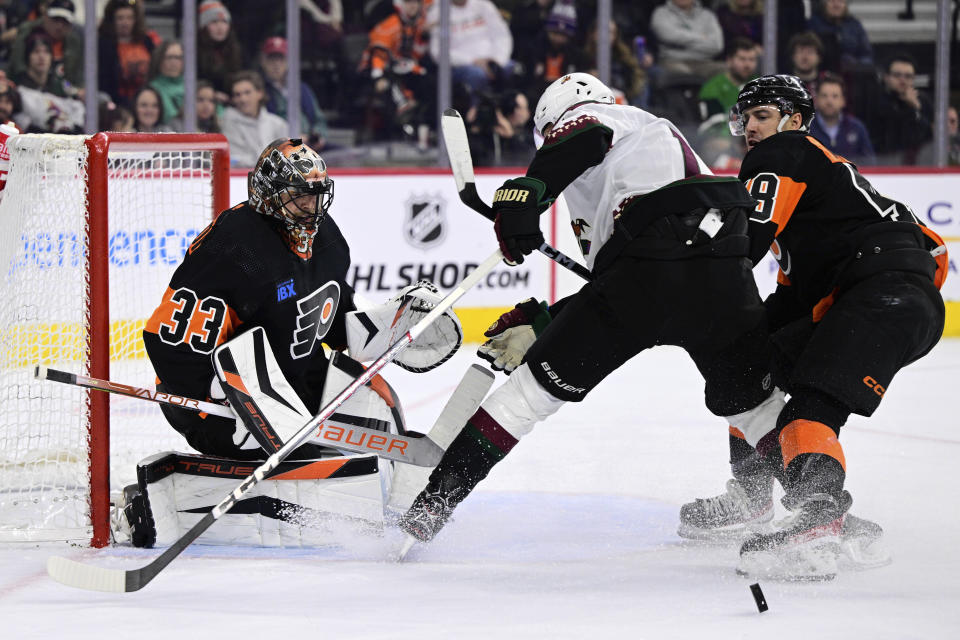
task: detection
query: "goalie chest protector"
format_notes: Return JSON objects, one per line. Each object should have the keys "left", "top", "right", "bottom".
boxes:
{"left": 144, "top": 202, "right": 356, "bottom": 412}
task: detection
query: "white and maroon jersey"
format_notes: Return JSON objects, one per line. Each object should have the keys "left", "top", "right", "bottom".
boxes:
{"left": 530, "top": 102, "right": 712, "bottom": 270}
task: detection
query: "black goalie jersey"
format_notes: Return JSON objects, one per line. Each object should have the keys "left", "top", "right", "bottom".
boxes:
{"left": 142, "top": 202, "right": 356, "bottom": 457}
{"left": 740, "top": 131, "right": 947, "bottom": 319}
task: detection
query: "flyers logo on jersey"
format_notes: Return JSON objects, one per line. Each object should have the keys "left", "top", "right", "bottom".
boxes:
{"left": 290, "top": 281, "right": 340, "bottom": 359}
{"left": 769, "top": 238, "right": 792, "bottom": 275}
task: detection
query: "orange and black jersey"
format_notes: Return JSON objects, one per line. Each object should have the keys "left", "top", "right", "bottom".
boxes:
{"left": 740, "top": 131, "right": 947, "bottom": 315}
{"left": 143, "top": 203, "right": 355, "bottom": 415}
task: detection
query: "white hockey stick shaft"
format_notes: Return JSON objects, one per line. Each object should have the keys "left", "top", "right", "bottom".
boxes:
{"left": 441, "top": 108, "right": 592, "bottom": 282}
{"left": 47, "top": 248, "right": 503, "bottom": 593}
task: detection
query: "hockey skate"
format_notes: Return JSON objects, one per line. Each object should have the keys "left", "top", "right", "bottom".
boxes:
{"left": 110, "top": 484, "right": 156, "bottom": 548}
{"left": 395, "top": 472, "right": 474, "bottom": 561}
{"left": 397, "top": 473, "right": 469, "bottom": 545}
{"left": 838, "top": 513, "right": 892, "bottom": 570}
{"left": 678, "top": 478, "right": 774, "bottom": 542}
{"left": 737, "top": 490, "right": 852, "bottom": 581}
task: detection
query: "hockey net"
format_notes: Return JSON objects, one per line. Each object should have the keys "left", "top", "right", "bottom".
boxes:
{"left": 0, "top": 133, "right": 230, "bottom": 546}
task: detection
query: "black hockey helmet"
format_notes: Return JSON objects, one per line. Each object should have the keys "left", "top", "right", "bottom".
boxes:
{"left": 248, "top": 138, "right": 334, "bottom": 229}
{"left": 729, "top": 74, "right": 814, "bottom": 136}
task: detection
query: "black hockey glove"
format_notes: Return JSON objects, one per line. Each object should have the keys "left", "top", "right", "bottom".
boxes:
{"left": 493, "top": 176, "right": 550, "bottom": 265}
{"left": 477, "top": 298, "right": 551, "bottom": 374}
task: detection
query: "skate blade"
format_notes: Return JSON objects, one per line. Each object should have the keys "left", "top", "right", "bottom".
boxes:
{"left": 678, "top": 512, "right": 777, "bottom": 544}
{"left": 678, "top": 521, "right": 774, "bottom": 545}
{"left": 392, "top": 535, "right": 418, "bottom": 562}
{"left": 839, "top": 537, "right": 893, "bottom": 571}
{"left": 737, "top": 543, "right": 839, "bottom": 582}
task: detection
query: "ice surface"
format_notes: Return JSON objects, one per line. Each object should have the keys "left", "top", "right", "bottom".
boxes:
{"left": 2, "top": 340, "right": 958, "bottom": 639}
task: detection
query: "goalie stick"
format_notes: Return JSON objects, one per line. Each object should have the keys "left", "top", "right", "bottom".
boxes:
{"left": 46, "top": 248, "right": 503, "bottom": 594}
{"left": 441, "top": 108, "right": 592, "bottom": 282}
{"left": 34, "top": 365, "right": 441, "bottom": 466}
{"left": 388, "top": 363, "right": 495, "bottom": 511}
{"left": 35, "top": 365, "right": 235, "bottom": 418}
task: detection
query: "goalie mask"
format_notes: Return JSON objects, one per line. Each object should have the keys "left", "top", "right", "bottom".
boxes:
{"left": 729, "top": 74, "right": 814, "bottom": 136}
{"left": 533, "top": 72, "right": 615, "bottom": 138}
{"left": 248, "top": 138, "right": 334, "bottom": 258}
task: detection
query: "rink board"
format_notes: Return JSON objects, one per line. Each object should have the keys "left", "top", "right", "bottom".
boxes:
{"left": 227, "top": 168, "right": 960, "bottom": 337}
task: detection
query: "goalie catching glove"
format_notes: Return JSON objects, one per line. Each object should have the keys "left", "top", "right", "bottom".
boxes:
{"left": 477, "top": 298, "right": 551, "bottom": 374}
{"left": 346, "top": 280, "right": 463, "bottom": 372}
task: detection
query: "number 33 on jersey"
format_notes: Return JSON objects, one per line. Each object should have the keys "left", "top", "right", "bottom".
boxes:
{"left": 146, "top": 280, "right": 340, "bottom": 359}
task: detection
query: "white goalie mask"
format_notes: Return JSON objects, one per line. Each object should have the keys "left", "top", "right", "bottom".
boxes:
{"left": 533, "top": 72, "right": 615, "bottom": 138}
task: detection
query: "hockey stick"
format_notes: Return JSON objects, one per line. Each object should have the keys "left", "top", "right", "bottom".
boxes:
{"left": 46, "top": 248, "right": 503, "bottom": 593}
{"left": 441, "top": 108, "right": 592, "bottom": 282}
{"left": 35, "top": 365, "right": 236, "bottom": 418}
{"left": 34, "top": 365, "right": 441, "bottom": 467}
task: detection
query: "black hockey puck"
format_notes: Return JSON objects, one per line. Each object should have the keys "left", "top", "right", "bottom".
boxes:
{"left": 749, "top": 583, "right": 768, "bottom": 612}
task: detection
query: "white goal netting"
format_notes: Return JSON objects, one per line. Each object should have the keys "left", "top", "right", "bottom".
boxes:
{"left": 0, "top": 134, "right": 223, "bottom": 543}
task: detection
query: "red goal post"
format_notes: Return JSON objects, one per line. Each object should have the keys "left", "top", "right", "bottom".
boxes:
{"left": 0, "top": 133, "right": 230, "bottom": 547}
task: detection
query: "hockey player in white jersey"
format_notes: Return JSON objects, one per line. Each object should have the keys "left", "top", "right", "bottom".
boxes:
{"left": 397, "top": 73, "right": 787, "bottom": 557}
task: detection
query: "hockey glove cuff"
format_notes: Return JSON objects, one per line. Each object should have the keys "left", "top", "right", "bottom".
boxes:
{"left": 477, "top": 298, "right": 551, "bottom": 374}
{"left": 493, "top": 176, "right": 551, "bottom": 265}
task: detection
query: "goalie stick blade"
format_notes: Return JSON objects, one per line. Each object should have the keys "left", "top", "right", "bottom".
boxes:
{"left": 47, "top": 556, "right": 129, "bottom": 593}
{"left": 316, "top": 422, "right": 444, "bottom": 467}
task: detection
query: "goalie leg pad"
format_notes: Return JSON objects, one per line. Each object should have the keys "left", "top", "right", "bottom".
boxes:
{"left": 123, "top": 451, "right": 388, "bottom": 548}
{"left": 214, "top": 327, "right": 316, "bottom": 453}
{"left": 214, "top": 328, "right": 405, "bottom": 459}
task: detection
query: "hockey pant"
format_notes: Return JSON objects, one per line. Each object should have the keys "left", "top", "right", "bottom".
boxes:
{"left": 735, "top": 270, "right": 945, "bottom": 500}
{"left": 426, "top": 252, "right": 779, "bottom": 495}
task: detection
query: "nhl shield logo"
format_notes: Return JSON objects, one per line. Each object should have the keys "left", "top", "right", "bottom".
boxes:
{"left": 403, "top": 194, "right": 446, "bottom": 250}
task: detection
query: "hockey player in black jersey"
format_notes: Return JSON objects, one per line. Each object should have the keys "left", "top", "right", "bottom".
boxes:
{"left": 680, "top": 75, "right": 947, "bottom": 579}
{"left": 143, "top": 137, "right": 352, "bottom": 460}
{"left": 122, "top": 138, "right": 463, "bottom": 548}
{"left": 396, "top": 73, "right": 788, "bottom": 558}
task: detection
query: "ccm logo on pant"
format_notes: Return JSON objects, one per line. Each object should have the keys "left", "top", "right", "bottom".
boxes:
{"left": 863, "top": 376, "right": 885, "bottom": 397}
{"left": 493, "top": 188, "right": 531, "bottom": 203}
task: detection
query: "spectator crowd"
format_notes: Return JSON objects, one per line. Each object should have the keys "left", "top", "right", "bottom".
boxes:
{"left": 0, "top": 0, "right": 954, "bottom": 167}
